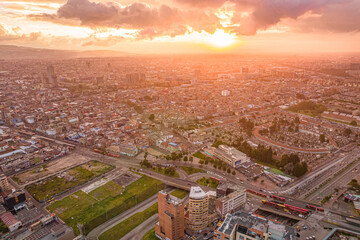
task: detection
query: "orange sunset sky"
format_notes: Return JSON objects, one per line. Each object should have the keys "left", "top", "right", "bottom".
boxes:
{"left": 0, "top": 0, "right": 360, "bottom": 54}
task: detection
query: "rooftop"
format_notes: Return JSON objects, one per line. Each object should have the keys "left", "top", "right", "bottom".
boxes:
{"left": 190, "top": 186, "right": 207, "bottom": 200}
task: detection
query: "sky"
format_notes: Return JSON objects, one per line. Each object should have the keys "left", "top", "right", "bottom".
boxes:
{"left": 0, "top": 0, "right": 360, "bottom": 54}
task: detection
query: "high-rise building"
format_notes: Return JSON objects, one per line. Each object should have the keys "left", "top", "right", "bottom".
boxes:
{"left": 155, "top": 190, "right": 185, "bottom": 240}
{"left": 126, "top": 73, "right": 146, "bottom": 85}
{"left": 186, "top": 186, "right": 208, "bottom": 232}
{"left": 47, "top": 65, "right": 57, "bottom": 87}
{"left": 0, "top": 174, "right": 9, "bottom": 193}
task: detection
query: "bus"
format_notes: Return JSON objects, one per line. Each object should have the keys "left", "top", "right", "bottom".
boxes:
{"left": 271, "top": 195, "right": 286, "bottom": 202}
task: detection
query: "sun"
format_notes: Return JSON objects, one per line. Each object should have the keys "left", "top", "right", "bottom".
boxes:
{"left": 209, "top": 29, "right": 236, "bottom": 48}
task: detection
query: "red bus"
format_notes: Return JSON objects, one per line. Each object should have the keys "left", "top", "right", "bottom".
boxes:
{"left": 317, "top": 207, "right": 324, "bottom": 212}
{"left": 258, "top": 193, "right": 267, "bottom": 198}
{"left": 210, "top": 177, "right": 220, "bottom": 181}
{"left": 271, "top": 195, "right": 286, "bottom": 202}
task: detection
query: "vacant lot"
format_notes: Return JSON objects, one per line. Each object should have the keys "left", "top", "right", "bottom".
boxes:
{"left": 26, "top": 161, "right": 114, "bottom": 201}
{"left": 99, "top": 203, "right": 158, "bottom": 240}
{"left": 13, "top": 153, "right": 90, "bottom": 184}
{"left": 48, "top": 175, "right": 164, "bottom": 235}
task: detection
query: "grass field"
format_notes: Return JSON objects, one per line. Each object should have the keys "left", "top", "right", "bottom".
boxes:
{"left": 192, "top": 151, "right": 206, "bottom": 160}
{"left": 180, "top": 166, "right": 206, "bottom": 175}
{"left": 26, "top": 161, "right": 114, "bottom": 201}
{"left": 47, "top": 175, "right": 164, "bottom": 235}
{"left": 196, "top": 177, "right": 219, "bottom": 188}
{"left": 99, "top": 203, "right": 158, "bottom": 240}
{"left": 143, "top": 228, "right": 157, "bottom": 240}
{"left": 265, "top": 168, "right": 294, "bottom": 179}
{"left": 170, "top": 189, "right": 188, "bottom": 199}
{"left": 152, "top": 167, "right": 179, "bottom": 178}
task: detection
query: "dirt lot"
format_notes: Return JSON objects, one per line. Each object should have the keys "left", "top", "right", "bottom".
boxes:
{"left": 251, "top": 175, "right": 280, "bottom": 190}
{"left": 13, "top": 153, "right": 91, "bottom": 184}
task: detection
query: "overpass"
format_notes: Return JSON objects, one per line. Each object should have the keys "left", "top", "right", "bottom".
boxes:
{"left": 139, "top": 169, "right": 197, "bottom": 191}
{"left": 258, "top": 206, "right": 304, "bottom": 221}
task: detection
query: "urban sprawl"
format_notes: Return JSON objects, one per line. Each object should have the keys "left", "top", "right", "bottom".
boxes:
{"left": 0, "top": 55, "right": 360, "bottom": 240}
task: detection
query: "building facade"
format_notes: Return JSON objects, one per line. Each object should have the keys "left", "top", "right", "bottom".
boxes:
{"left": 216, "top": 189, "right": 246, "bottom": 216}
{"left": 155, "top": 190, "right": 185, "bottom": 240}
{"left": 186, "top": 186, "right": 209, "bottom": 232}
{"left": 214, "top": 145, "right": 250, "bottom": 168}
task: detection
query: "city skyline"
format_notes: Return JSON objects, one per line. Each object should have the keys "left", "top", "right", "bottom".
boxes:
{"left": 1, "top": 0, "right": 360, "bottom": 54}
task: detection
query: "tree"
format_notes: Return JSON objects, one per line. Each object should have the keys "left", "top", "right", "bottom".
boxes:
{"left": 295, "top": 125, "right": 299, "bottom": 132}
{"left": 149, "top": 114, "right": 155, "bottom": 121}
{"left": 189, "top": 156, "right": 193, "bottom": 162}
{"left": 227, "top": 168, "right": 231, "bottom": 174}
{"left": 344, "top": 128, "right": 352, "bottom": 136}
{"left": 350, "top": 121, "right": 357, "bottom": 126}
{"left": 199, "top": 160, "right": 204, "bottom": 165}
{"left": 293, "top": 162, "right": 308, "bottom": 177}
{"left": 140, "top": 159, "right": 151, "bottom": 168}
{"left": 319, "top": 134, "right": 325, "bottom": 143}
{"left": 183, "top": 156, "right": 188, "bottom": 162}
{"left": 232, "top": 171, "right": 236, "bottom": 175}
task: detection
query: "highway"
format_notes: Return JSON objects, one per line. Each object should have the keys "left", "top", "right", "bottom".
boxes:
{"left": 86, "top": 189, "right": 165, "bottom": 240}
{"left": 280, "top": 148, "right": 360, "bottom": 195}
{"left": 307, "top": 158, "right": 360, "bottom": 202}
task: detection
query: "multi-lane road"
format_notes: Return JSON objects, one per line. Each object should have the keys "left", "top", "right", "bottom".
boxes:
{"left": 280, "top": 148, "right": 360, "bottom": 196}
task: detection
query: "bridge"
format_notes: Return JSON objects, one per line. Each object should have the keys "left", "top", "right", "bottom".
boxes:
{"left": 258, "top": 206, "right": 304, "bottom": 221}
{"left": 139, "top": 169, "right": 197, "bottom": 191}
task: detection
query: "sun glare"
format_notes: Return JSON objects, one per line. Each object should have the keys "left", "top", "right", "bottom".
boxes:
{"left": 209, "top": 29, "right": 236, "bottom": 48}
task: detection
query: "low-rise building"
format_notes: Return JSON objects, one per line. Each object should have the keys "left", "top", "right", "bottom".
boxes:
{"left": 216, "top": 189, "right": 246, "bottom": 216}
{"left": 106, "top": 144, "right": 138, "bottom": 157}
{"left": 214, "top": 212, "right": 296, "bottom": 240}
{"left": 214, "top": 145, "right": 250, "bottom": 168}
{"left": 0, "top": 211, "right": 22, "bottom": 232}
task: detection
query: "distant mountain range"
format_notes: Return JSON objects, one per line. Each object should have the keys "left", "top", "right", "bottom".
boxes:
{"left": 0, "top": 45, "right": 132, "bottom": 59}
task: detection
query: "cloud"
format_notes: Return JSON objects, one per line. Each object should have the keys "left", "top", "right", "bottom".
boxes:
{"left": 28, "top": 0, "right": 219, "bottom": 38}
{"left": 294, "top": 0, "right": 360, "bottom": 33}
{"left": 175, "top": 0, "right": 359, "bottom": 35}
{"left": 174, "top": 0, "right": 227, "bottom": 8}
{"left": 0, "top": 24, "right": 42, "bottom": 42}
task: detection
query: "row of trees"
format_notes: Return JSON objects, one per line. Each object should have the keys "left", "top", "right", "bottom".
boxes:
{"left": 198, "top": 157, "right": 236, "bottom": 175}
{"left": 279, "top": 154, "right": 308, "bottom": 177}
{"left": 267, "top": 117, "right": 300, "bottom": 134}
{"left": 232, "top": 138, "right": 308, "bottom": 177}
{"left": 140, "top": 159, "right": 177, "bottom": 177}
{"left": 232, "top": 139, "right": 273, "bottom": 165}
